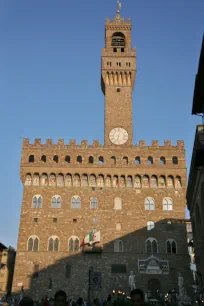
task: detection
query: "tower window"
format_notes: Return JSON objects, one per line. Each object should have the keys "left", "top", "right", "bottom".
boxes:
{"left": 121, "top": 48, "right": 124, "bottom": 52}
{"left": 113, "top": 48, "right": 117, "bottom": 53}
{"left": 29, "top": 155, "right": 35, "bottom": 163}
{"left": 112, "top": 32, "right": 125, "bottom": 47}
{"left": 53, "top": 155, "right": 59, "bottom": 163}
{"left": 65, "top": 156, "right": 71, "bottom": 163}
{"left": 77, "top": 155, "right": 82, "bottom": 164}
{"left": 117, "top": 88, "right": 121, "bottom": 92}
{"left": 41, "top": 155, "right": 46, "bottom": 163}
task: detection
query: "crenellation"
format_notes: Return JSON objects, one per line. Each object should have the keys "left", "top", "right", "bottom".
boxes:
{"left": 139, "top": 140, "right": 146, "bottom": 147}
{"left": 69, "top": 139, "right": 76, "bottom": 146}
{"left": 164, "top": 140, "right": 171, "bottom": 147}
{"left": 152, "top": 140, "right": 159, "bottom": 147}
{"left": 80, "top": 140, "right": 88, "bottom": 148}
{"left": 57, "top": 139, "right": 64, "bottom": 145}
{"left": 23, "top": 138, "right": 29, "bottom": 146}
{"left": 92, "top": 140, "right": 101, "bottom": 148}
{"left": 34, "top": 139, "right": 41, "bottom": 145}
{"left": 177, "top": 140, "right": 185, "bottom": 148}
{"left": 46, "top": 139, "right": 53, "bottom": 145}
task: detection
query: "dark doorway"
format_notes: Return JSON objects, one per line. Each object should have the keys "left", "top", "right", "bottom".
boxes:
{"left": 148, "top": 279, "right": 161, "bottom": 298}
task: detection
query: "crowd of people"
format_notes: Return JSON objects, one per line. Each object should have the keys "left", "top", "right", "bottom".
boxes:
{"left": 1, "top": 289, "right": 145, "bottom": 306}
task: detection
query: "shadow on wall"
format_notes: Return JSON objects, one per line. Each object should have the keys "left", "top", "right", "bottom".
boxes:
{"left": 12, "top": 219, "right": 193, "bottom": 301}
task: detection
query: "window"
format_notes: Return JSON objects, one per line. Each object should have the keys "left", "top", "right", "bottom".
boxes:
{"left": 166, "top": 240, "right": 177, "bottom": 254}
{"left": 28, "top": 236, "right": 39, "bottom": 252}
{"left": 151, "top": 176, "right": 157, "bottom": 188}
{"left": 111, "top": 156, "right": 116, "bottom": 165}
{"left": 145, "top": 198, "right": 155, "bottom": 211}
{"left": 29, "top": 155, "right": 34, "bottom": 163}
{"left": 146, "top": 238, "right": 158, "bottom": 254}
{"left": 65, "top": 264, "right": 71, "bottom": 279}
{"left": 48, "top": 236, "right": 59, "bottom": 251}
{"left": 114, "top": 197, "right": 122, "bottom": 210}
{"left": 77, "top": 155, "right": 82, "bottom": 164}
{"left": 147, "top": 221, "right": 155, "bottom": 231}
{"left": 53, "top": 155, "right": 58, "bottom": 163}
{"left": 89, "top": 156, "right": 94, "bottom": 164}
{"left": 68, "top": 236, "right": 80, "bottom": 252}
{"left": 93, "top": 216, "right": 98, "bottom": 223}
{"left": 98, "top": 156, "right": 104, "bottom": 164}
{"left": 121, "top": 48, "right": 124, "bottom": 52}
{"left": 117, "top": 88, "right": 121, "bottom": 92}
{"left": 116, "top": 222, "right": 122, "bottom": 231}
{"left": 40, "top": 155, "right": 46, "bottom": 163}
{"left": 160, "top": 157, "right": 166, "bottom": 165}
{"left": 123, "top": 156, "right": 128, "bottom": 165}
{"left": 112, "top": 33, "right": 125, "bottom": 47}
{"left": 65, "top": 156, "right": 71, "bottom": 163}
{"left": 52, "top": 196, "right": 61, "bottom": 208}
{"left": 32, "top": 195, "right": 42, "bottom": 208}
{"left": 147, "top": 157, "right": 153, "bottom": 164}
{"left": 90, "top": 197, "right": 98, "bottom": 209}
{"left": 53, "top": 218, "right": 57, "bottom": 223}
{"left": 34, "top": 218, "right": 38, "bottom": 223}
{"left": 113, "top": 48, "right": 117, "bottom": 52}
{"left": 172, "top": 156, "right": 178, "bottom": 165}
{"left": 142, "top": 175, "right": 149, "bottom": 188}
{"left": 163, "top": 198, "right": 173, "bottom": 211}
{"left": 71, "top": 196, "right": 81, "bottom": 209}
{"left": 135, "top": 157, "right": 141, "bottom": 164}
{"left": 114, "top": 240, "right": 123, "bottom": 252}
{"left": 25, "top": 174, "right": 32, "bottom": 186}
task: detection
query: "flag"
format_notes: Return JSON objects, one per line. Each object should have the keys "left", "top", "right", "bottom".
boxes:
{"left": 80, "top": 231, "right": 101, "bottom": 247}
{"left": 92, "top": 231, "right": 100, "bottom": 244}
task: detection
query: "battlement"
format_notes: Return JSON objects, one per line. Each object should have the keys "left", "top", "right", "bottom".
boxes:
{"left": 106, "top": 17, "right": 131, "bottom": 25}
{"left": 22, "top": 138, "right": 185, "bottom": 150}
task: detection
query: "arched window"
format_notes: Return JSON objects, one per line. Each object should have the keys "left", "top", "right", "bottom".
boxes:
{"left": 65, "top": 174, "right": 72, "bottom": 187}
{"left": 120, "top": 175, "right": 126, "bottom": 187}
{"left": 25, "top": 174, "right": 32, "bottom": 186}
{"left": 166, "top": 240, "right": 177, "bottom": 254}
{"left": 48, "top": 236, "right": 59, "bottom": 251}
{"left": 53, "top": 155, "right": 58, "bottom": 163}
{"left": 167, "top": 176, "right": 174, "bottom": 188}
{"left": 112, "top": 32, "right": 125, "bottom": 47}
{"left": 114, "top": 240, "right": 123, "bottom": 252}
{"left": 142, "top": 175, "right": 149, "bottom": 188}
{"left": 98, "top": 156, "right": 104, "bottom": 164}
{"left": 90, "top": 197, "right": 98, "bottom": 209}
{"left": 135, "top": 157, "right": 141, "bottom": 164}
{"left": 114, "top": 197, "right": 122, "bottom": 210}
{"left": 57, "top": 174, "right": 64, "bottom": 187}
{"left": 163, "top": 198, "right": 173, "bottom": 211}
{"left": 49, "top": 173, "right": 56, "bottom": 186}
{"left": 82, "top": 174, "right": 88, "bottom": 187}
{"left": 123, "top": 156, "right": 128, "bottom": 165}
{"left": 151, "top": 176, "right": 157, "bottom": 188}
{"left": 147, "top": 221, "right": 155, "bottom": 231}
{"left": 32, "top": 195, "right": 42, "bottom": 208}
{"left": 134, "top": 175, "right": 141, "bottom": 188}
{"left": 106, "top": 175, "right": 111, "bottom": 187}
{"left": 172, "top": 156, "right": 178, "bottom": 165}
{"left": 29, "top": 155, "right": 34, "bottom": 163}
{"left": 146, "top": 238, "right": 158, "bottom": 254}
{"left": 89, "top": 156, "right": 94, "bottom": 164}
{"left": 175, "top": 176, "right": 182, "bottom": 189}
{"left": 40, "top": 173, "right": 48, "bottom": 186}
{"left": 68, "top": 236, "right": 80, "bottom": 252}
{"left": 160, "top": 157, "right": 166, "bottom": 165}
{"left": 97, "top": 175, "right": 104, "bottom": 187}
{"left": 28, "top": 236, "right": 39, "bottom": 251}
{"left": 158, "top": 176, "right": 166, "bottom": 188}
{"left": 111, "top": 156, "right": 116, "bottom": 165}
{"left": 41, "top": 155, "right": 46, "bottom": 162}
{"left": 71, "top": 196, "right": 81, "bottom": 209}
{"left": 147, "top": 157, "right": 153, "bottom": 164}
{"left": 33, "top": 173, "right": 40, "bottom": 186}
{"left": 52, "top": 196, "right": 61, "bottom": 208}
{"left": 113, "top": 175, "right": 119, "bottom": 187}
{"left": 145, "top": 198, "right": 155, "bottom": 211}
{"left": 127, "top": 176, "right": 133, "bottom": 187}
{"left": 77, "top": 155, "right": 82, "bottom": 164}
{"left": 65, "top": 156, "right": 71, "bottom": 163}
{"left": 89, "top": 174, "right": 96, "bottom": 187}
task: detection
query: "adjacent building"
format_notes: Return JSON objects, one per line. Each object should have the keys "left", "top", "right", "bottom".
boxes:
{"left": 12, "top": 7, "right": 192, "bottom": 300}
{"left": 0, "top": 243, "right": 16, "bottom": 297}
{"left": 187, "top": 34, "right": 204, "bottom": 293}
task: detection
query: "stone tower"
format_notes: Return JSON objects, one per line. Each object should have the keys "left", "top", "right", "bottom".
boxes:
{"left": 12, "top": 5, "right": 193, "bottom": 300}
{"left": 101, "top": 12, "right": 136, "bottom": 146}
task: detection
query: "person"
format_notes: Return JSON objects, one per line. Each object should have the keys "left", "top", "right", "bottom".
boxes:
{"left": 76, "top": 298, "right": 83, "bottom": 306}
{"left": 54, "top": 291, "right": 67, "bottom": 306}
{"left": 130, "top": 289, "right": 144, "bottom": 306}
{"left": 93, "top": 299, "right": 100, "bottom": 306}
{"left": 19, "top": 297, "right": 34, "bottom": 306}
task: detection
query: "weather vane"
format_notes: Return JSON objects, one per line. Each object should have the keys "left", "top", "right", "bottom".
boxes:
{"left": 117, "top": 0, "right": 122, "bottom": 11}
{"left": 116, "top": 0, "right": 122, "bottom": 20}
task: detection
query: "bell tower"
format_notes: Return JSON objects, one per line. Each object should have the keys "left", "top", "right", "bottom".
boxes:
{"left": 101, "top": 4, "right": 136, "bottom": 147}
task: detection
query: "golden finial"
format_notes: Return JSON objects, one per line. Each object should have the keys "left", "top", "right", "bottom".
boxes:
{"left": 116, "top": 0, "right": 122, "bottom": 20}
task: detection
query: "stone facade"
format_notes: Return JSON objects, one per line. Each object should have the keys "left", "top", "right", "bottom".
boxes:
{"left": 12, "top": 11, "right": 192, "bottom": 301}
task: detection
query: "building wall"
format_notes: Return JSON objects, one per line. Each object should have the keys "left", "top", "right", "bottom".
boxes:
{"left": 0, "top": 248, "right": 16, "bottom": 297}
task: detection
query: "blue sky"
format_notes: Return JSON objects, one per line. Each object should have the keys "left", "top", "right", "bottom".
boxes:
{"left": 0, "top": 0, "right": 203, "bottom": 248}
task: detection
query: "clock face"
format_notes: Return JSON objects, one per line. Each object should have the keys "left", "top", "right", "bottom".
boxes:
{"left": 109, "top": 128, "right": 128, "bottom": 145}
